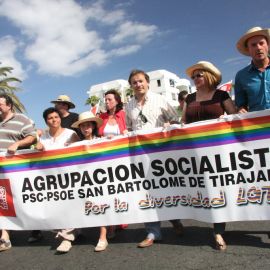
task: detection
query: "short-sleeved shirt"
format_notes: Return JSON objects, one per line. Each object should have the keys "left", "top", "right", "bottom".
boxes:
{"left": 234, "top": 61, "right": 270, "bottom": 112}
{"left": 0, "top": 113, "right": 36, "bottom": 152}
{"left": 125, "top": 91, "right": 179, "bottom": 131}
{"left": 40, "top": 128, "right": 76, "bottom": 150}
{"left": 185, "top": 90, "right": 230, "bottom": 124}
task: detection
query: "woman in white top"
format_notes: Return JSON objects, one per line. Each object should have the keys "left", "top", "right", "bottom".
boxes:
{"left": 36, "top": 107, "right": 79, "bottom": 151}
{"left": 33, "top": 107, "right": 79, "bottom": 253}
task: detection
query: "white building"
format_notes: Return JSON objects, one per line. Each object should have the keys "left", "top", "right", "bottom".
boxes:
{"left": 147, "top": 70, "right": 191, "bottom": 107}
{"left": 87, "top": 79, "right": 130, "bottom": 103}
{"left": 87, "top": 69, "right": 192, "bottom": 108}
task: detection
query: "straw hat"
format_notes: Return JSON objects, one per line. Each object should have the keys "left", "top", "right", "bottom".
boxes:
{"left": 236, "top": 26, "right": 270, "bottom": 56}
{"left": 186, "top": 61, "right": 222, "bottom": 84}
{"left": 51, "top": 95, "right": 75, "bottom": 109}
{"left": 71, "top": 111, "right": 103, "bottom": 128}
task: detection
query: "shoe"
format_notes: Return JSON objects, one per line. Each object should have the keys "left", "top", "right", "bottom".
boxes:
{"left": 137, "top": 238, "right": 154, "bottom": 248}
{"left": 56, "top": 240, "right": 72, "bottom": 253}
{"left": 171, "top": 221, "right": 184, "bottom": 236}
{"left": 107, "top": 226, "right": 116, "bottom": 240}
{"left": 94, "top": 239, "right": 108, "bottom": 252}
{"left": 0, "top": 239, "right": 12, "bottom": 252}
{"left": 215, "top": 234, "right": 227, "bottom": 251}
{"left": 28, "top": 230, "right": 43, "bottom": 243}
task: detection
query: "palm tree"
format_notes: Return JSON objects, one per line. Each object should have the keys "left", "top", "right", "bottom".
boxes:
{"left": 85, "top": 95, "right": 100, "bottom": 107}
{"left": 0, "top": 65, "right": 25, "bottom": 112}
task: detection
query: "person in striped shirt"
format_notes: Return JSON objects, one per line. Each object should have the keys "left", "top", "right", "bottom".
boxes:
{"left": 0, "top": 93, "right": 37, "bottom": 252}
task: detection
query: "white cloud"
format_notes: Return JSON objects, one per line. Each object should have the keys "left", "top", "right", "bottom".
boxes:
{"left": 0, "top": 0, "right": 158, "bottom": 77}
{"left": 110, "top": 21, "right": 158, "bottom": 44}
{"left": 110, "top": 45, "right": 141, "bottom": 57}
{"left": 224, "top": 56, "right": 248, "bottom": 66}
{"left": 0, "top": 36, "right": 26, "bottom": 80}
{"left": 84, "top": 1, "right": 125, "bottom": 25}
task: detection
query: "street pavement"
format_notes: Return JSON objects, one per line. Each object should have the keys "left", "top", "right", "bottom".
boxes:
{"left": 1, "top": 220, "right": 270, "bottom": 270}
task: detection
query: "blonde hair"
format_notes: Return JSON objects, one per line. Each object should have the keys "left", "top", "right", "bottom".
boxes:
{"left": 202, "top": 70, "right": 221, "bottom": 89}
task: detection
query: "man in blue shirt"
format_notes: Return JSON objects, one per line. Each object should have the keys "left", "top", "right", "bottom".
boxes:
{"left": 235, "top": 26, "right": 270, "bottom": 113}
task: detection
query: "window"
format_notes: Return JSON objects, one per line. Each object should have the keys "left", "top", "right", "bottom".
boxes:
{"left": 157, "top": 80, "right": 161, "bottom": 87}
{"left": 169, "top": 79, "right": 175, "bottom": 87}
{"left": 172, "top": 93, "right": 177, "bottom": 100}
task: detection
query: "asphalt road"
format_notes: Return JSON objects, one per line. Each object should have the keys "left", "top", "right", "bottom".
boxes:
{"left": 1, "top": 220, "right": 270, "bottom": 270}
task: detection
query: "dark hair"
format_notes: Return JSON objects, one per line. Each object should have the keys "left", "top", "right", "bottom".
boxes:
{"left": 43, "top": 107, "right": 61, "bottom": 123}
{"left": 128, "top": 69, "right": 150, "bottom": 85}
{"left": 104, "top": 89, "right": 123, "bottom": 113}
{"left": 178, "top": 90, "right": 188, "bottom": 102}
{"left": 80, "top": 121, "right": 99, "bottom": 138}
{"left": 0, "top": 93, "right": 14, "bottom": 110}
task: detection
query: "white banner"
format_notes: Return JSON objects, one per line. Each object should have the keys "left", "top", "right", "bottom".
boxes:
{"left": 1, "top": 110, "right": 270, "bottom": 230}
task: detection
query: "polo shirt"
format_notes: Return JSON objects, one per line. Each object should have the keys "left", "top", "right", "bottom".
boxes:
{"left": 234, "top": 61, "right": 270, "bottom": 112}
{"left": 0, "top": 113, "right": 36, "bottom": 152}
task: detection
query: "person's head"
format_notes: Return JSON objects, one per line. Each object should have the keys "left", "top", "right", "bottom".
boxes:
{"left": 128, "top": 69, "right": 150, "bottom": 97}
{"left": 236, "top": 27, "right": 270, "bottom": 61}
{"left": 50, "top": 95, "right": 75, "bottom": 113}
{"left": 104, "top": 89, "right": 123, "bottom": 113}
{"left": 0, "top": 93, "right": 13, "bottom": 115}
{"left": 186, "top": 61, "right": 222, "bottom": 90}
{"left": 42, "top": 107, "right": 62, "bottom": 128}
{"left": 178, "top": 90, "right": 188, "bottom": 110}
{"left": 71, "top": 111, "right": 103, "bottom": 139}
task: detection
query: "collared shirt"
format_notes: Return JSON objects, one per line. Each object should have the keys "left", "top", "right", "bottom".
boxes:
{"left": 0, "top": 113, "right": 36, "bottom": 152}
{"left": 234, "top": 60, "right": 270, "bottom": 111}
{"left": 125, "top": 91, "right": 179, "bottom": 131}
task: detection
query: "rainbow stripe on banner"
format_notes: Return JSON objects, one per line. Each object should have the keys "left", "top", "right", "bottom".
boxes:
{"left": 1, "top": 114, "right": 270, "bottom": 174}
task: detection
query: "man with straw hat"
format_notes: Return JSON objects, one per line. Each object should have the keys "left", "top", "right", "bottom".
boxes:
{"left": 235, "top": 26, "right": 270, "bottom": 113}
{"left": 51, "top": 95, "right": 83, "bottom": 138}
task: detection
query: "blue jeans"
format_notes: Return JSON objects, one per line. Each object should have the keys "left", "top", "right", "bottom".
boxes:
{"left": 144, "top": 219, "right": 182, "bottom": 240}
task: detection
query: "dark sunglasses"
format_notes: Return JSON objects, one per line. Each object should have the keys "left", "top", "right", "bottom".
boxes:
{"left": 139, "top": 110, "right": 148, "bottom": 123}
{"left": 191, "top": 73, "right": 204, "bottom": 80}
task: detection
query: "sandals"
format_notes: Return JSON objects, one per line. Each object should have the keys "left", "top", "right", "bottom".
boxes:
{"left": 214, "top": 234, "right": 227, "bottom": 251}
{"left": 56, "top": 240, "right": 72, "bottom": 253}
{"left": 0, "top": 239, "right": 12, "bottom": 252}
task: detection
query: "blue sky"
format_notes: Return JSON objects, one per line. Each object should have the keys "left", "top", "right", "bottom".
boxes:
{"left": 0, "top": 0, "right": 269, "bottom": 128}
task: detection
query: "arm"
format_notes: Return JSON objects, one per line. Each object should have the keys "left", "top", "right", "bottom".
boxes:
{"left": 223, "top": 98, "right": 237, "bottom": 115}
{"left": 7, "top": 135, "right": 36, "bottom": 154}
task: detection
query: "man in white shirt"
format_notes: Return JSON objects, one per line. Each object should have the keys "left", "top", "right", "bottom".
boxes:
{"left": 125, "top": 69, "right": 183, "bottom": 248}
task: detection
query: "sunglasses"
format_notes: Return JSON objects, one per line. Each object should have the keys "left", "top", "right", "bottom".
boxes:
{"left": 191, "top": 73, "right": 204, "bottom": 80}
{"left": 138, "top": 110, "right": 148, "bottom": 123}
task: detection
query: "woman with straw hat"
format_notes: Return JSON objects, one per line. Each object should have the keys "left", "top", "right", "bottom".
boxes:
{"left": 182, "top": 61, "right": 237, "bottom": 251}
{"left": 72, "top": 111, "right": 111, "bottom": 252}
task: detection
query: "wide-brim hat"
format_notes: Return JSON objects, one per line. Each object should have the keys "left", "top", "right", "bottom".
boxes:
{"left": 71, "top": 111, "right": 103, "bottom": 128}
{"left": 51, "top": 95, "right": 75, "bottom": 109}
{"left": 236, "top": 26, "right": 270, "bottom": 56}
{"left": 186, "top": 61, "right": 222, "bottom": 84}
